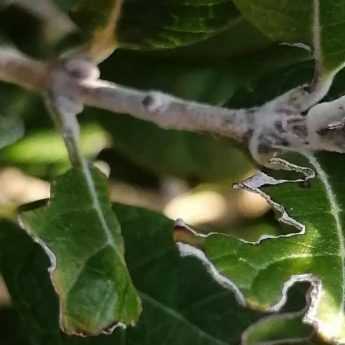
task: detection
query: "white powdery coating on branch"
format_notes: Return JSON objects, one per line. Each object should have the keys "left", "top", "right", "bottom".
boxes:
{"left": 80, "top": 79, "right": 252, "bottom": 142}
{"left": 306, "top": 95, "right": 345, "bottom": 152}
{"left": 3, "top": 51, "right": 345, "bottom": 161}
{"left": 0, "top": 50, "right": 255, "bottom": 145}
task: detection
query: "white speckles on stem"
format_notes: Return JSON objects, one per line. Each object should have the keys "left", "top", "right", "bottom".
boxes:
{"left": 306, "top": 96, "right": 345, "bottom": 153}
{"left": 2, "top": 50, "right": 345, "bottom": 166}
{"left": 81, "top": 79, "right": 253, "bottom": 142}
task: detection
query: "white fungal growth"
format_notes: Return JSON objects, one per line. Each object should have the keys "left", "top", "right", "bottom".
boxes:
{"left": 306, "top": 96, "right": 345, "bottom": 153}
{"left": 247, "top": 80, "right": 345, "bottom": 166}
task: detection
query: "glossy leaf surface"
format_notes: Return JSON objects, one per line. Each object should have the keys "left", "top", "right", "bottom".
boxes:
{"left": 175, "top": 153, "right": 345, "bottom": 344}
{"left": 233, "top": 0, "right": 345, "bottom": 73}
{"left": 18, "top": 168, "right": 142, "bottom": 335}
{"left": 0, "top": 206, "right": 262, "bottom": 345}
{"left": 59, "top": 0, "right": 241, "bottom": 51}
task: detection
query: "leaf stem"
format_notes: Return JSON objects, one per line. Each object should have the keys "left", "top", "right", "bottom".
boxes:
{"left": 45, "top": 92, "right": 85, "bottom": 168}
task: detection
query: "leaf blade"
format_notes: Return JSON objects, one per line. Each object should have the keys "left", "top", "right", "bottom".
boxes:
{"left": 63, "top": 0, "right": 240, "bottom": 51}
{"left": 233, "top": 0, "right": 345, "bottom": 75}
{"left": 175, "top": 152, "right": 345, "bottom": 344}
{"left": 0, "top": 205, "right": 263, "bottom": 345}
{"left": 18, "top": 167, "right": 142, "bottom": 335}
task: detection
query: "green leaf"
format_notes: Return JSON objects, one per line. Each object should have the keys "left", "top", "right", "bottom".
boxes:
{"left": 242, "top": 311, "right": 313, "bottom": 345}
{"left": 0, "top": 206, "right": 262, "bottom": 345}
{"left": 232, "top": 1, "right": 312, "bottom": 45}
{"left": 157, "top": 15, "right": 272, "bottom": 60}
{"left": 18, "top": 167, "right": 142, "bottom": 336}
{"left": 175, "top": 152, "right": 345, "bottom": 344}
{"left": 233, "top": 0, "right": 345, "bottom": 74}
{"left": 67, "top": 0, "right": 240, "bottom": 51}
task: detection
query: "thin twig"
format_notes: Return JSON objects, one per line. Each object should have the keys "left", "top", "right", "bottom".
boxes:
{"left": 80, "top": 79, "right": 253, "bottom": 142}
{"left": 0, "top": 48, "right": 49, "bottom": 91}
{"left": 0, "top": 49, "right": 254, "bottom": 144}
{"left": 2, "top": 49, "right": 345, "bottom": 164}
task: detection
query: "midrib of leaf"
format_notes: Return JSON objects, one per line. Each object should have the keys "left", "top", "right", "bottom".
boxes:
{"left": 42, "top": 80, "right": 143, "bottom": 334}
{"left": 81, "top": 161, "right": 118, "bottom": 250}
{"left": 139, "top": 292, "right": 229, "bottom": 345}
{"left": 46, "top": 93, "right": 121, "bottom": 255}
{"left": 306, "top": 153, "right": 345, "bottom": 320}
{"left": 56, "top": 164, "right": 130, "bottom": 317}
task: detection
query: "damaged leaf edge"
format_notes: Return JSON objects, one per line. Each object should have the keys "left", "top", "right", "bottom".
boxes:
{"left": 16, "top": 195, "right": 133, "bottom": 337}
{"left": 174, "top": 153, "right": 340, "bottom": 343}
{"left": 175, "top": 223, "right": 322, "bottom": 317}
